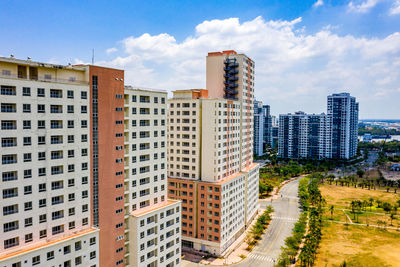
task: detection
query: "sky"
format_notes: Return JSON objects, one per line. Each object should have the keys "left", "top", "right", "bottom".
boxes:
{"left": 1, "top": 0, "right": 400, "bottom": 119}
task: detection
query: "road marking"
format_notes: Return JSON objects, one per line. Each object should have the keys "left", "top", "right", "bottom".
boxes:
{"left": 272, "top": 216, "right": 298, "bottom": 221}
{"left": 249, "top": 253, "right": 275, "bottom": 262}
{"left": 264, "top": 219, "right": 284, "bottom": 255}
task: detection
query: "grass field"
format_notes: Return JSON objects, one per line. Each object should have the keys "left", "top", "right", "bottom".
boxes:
{"left": 315, "top": 222, "right": 400, "bottom": 267}
{"left": 316, "top": 184, "right": 400, "bottom": 266}
{"left": 320, "top": 184, "right": 400, "bottom": 209}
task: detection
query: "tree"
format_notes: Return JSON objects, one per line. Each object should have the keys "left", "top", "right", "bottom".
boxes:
{"left": 356, "top": 169, "right": 365, "bottom": 178}
{"left": 369, "top": 198, "right": 374, "bottom": 211}
{"left": 330, "top": 205, "right": 334, "bottom": 220}
{"left": 390, "top": 213, "right": 396, "bottom": 226}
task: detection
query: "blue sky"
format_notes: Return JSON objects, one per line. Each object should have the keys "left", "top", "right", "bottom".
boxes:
{"left": 1, "top": 0, "right": 400, "bottom": 118}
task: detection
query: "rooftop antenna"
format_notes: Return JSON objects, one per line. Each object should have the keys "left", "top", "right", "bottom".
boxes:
{"left": 92, "top": 49, "right": 94, "bottom": 65}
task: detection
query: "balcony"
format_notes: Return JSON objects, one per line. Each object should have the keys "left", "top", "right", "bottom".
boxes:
{"left": 0, "top": 72, "right": 88, "bottom": 85}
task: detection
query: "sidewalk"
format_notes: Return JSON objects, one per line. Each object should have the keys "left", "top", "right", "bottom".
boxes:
{"left": 186, "top": 208, "right": 266, "bottom": 265}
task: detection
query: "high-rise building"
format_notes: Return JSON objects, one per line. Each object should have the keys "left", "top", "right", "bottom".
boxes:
{"left": 0, "top": 56, "right": 181, "bottom": 267}
{"left": 327, "top": 93, "right": 359, "bottom": 159}
{"left": 253, "top": 100, "right": 272, "bottom": 156}
{"left": 168, "top": 51, "right": 259, "bottom": 256}
{"left": 0, "top": 57, "right": 99, "bottom": 266}
{"left": 278, "top": 112, "right": 331, "bottom": 159}
{"left": 253, "top": 100, "right": 265, "bottom": 156}
{"left": 86, "top": 65, "right": 126, "bottom": 267}
{"left": 263, "top": 104, "right": 272, "bottom": 149}
{"left": 123, "top": 86, "right": 181, "bottom": 267}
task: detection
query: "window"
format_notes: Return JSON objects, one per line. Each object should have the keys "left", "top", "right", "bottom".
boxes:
{"left": 64, "top": 245, "right": 71, "bottom": 254}
{"left": 38, "top": 120, "right": 45, "bottom": 129}
{"left": 50, "top": 89, "right": 62, "bottom": 98}
{"left": 37, "top": 88, "right": 45, "bottom": 97}
{"left": 38, "top": 152, "right": 46, "bottom": 160}
{"left": 69, "top": 221, "right": 75, "bottom": 229}
{"left": 40, "top": 229, "right": 47, "bottom": 238}
{"left": 90, "top": 237, "right": 96, "bottom": 245}
{"left": 67, "top": 105, "right": 74, "bottom": 113}
{"left": 75, "top": 256, "right": 82, "bottom": 265}
{"left": 81, "top": 120, "right": 87, "bottom": 128}
{"left": 81, "top": 91, "right": 87, "bottom": 99}
{"left": 32, "top": 255, "right": 40, "bottom": 265}
{"left": 38, "top": 136, "right": 46, "bottom": 144}
{"left": 37, "top": 104, "right": 45, "bottom": 113}
{"left": 3, "top": 204, "right": 18, "bottom": 215}
{"left": 23, "top": 104, "right": 31, "bottom": 113}
{"left": 1, "top": 138, "right": 16, "bottom": 148}
{"left": 52, "top": 225, "right": 64, "bottom": 235}
{"left": 3, "top": 221, "right": 19, "bottom": 232}
{"left": 24, "top": 169, "right": 32, "bottom": 178}
{"left": 67, "top": 90, "right": 74, "bottom": 98}
{"left": 25, "top": 217, "right": 33, "bottom": 227}
{"left": 82, "top": 176, "right": 88, "bottom": 184}
{"left": 47, "top": 251, "right": 54, "bottom": 260}
{"left": 90, "top": 251, "right": 96, "bottom": 259}
{"left": 23, "top": 153, "right": 31, "bottom": 162}
{"left": 39, "top": 214, "right": 47, "bottom": 223}
{"left": 22, "top": 120, "right": 31, "bottom": 129}
{"left": 81, "top": 105, "right": 87, "bottom": 113}
{"left": 39, "top": 199, "right": 46, "bottom": 208}
{"left": 1, "top": 85, "right": 16, "bottom": 95}
{"left": 81, "top": 134, "right": 88, "bottom": 142}
{"left": 132, "top": 95, "right": 137, "bottom": 102}
{"left": 67, "top": 120, "right": 74, "bottom": 128}
{"left": 4, "top": 237, "right": 19, "bottom": 249}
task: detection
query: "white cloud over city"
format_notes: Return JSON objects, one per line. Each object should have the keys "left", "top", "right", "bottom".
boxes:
{"left": 98, "top": 16, "right": 400, "bottom": 119}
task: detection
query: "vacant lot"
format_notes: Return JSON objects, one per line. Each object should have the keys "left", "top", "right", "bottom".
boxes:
{"left": 315, "top": 222, "right": 400, "bottom": 267}
{"left": 316, "top": 184, "right": 400, "bottom": 266}
{"left": 320, "top": 184, "right": 400, "bottom": 209}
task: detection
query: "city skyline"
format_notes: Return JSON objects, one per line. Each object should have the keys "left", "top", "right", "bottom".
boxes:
{"left": 1, "top": 0, "right": 399, "bottom": 119}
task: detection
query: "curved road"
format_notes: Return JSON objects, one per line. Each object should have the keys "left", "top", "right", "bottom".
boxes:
{"left": 182, "top": 179, "right": 301, "bottom": 267}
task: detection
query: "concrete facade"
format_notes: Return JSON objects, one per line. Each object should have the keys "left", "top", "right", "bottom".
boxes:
{"left": 168, "top": 51, "right": 259, "bottom": 256}
{"left": 0, "top": 57, "right": 99, "bottom": 266}
{"left": 124, "top": 87, "right": 181, "bottom": 267}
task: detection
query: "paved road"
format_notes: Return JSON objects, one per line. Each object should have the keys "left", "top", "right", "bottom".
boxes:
{"left": 182, "top": 179, "right": 301, "bottom": 267}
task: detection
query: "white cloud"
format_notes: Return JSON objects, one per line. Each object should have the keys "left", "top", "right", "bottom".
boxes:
{"left": 389, "top": 0, "right": 400, "bottom": 15}
{"left": 313, "top": 0, "right": 324, "bottom": 8}
{"left": 348, "top": 0, "right": 380, "bottom": 13}
{"left": 96, "top": 16, "right": 400, "bottom": 119}
{"left": 106, "top": 47, "right": 118, "bottom": 54}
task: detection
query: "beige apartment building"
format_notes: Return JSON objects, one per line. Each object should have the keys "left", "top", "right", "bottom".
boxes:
{"left": 123, "top": 86, "right": 181, "bottom": 267}
{"left": 168, "top": 51, "right": 259, "bottom": 256}
{"left": 0, "top": 57, "right": 99, "bottom": 267}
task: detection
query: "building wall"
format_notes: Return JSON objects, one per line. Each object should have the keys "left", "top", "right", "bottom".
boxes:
{"left": 0, "top": 229, "right": 99, "bottom": 267}
{"left": 129, "top": 200, "right": 181, "bottom": 267}
{"left": 124, "top": 87, "right": 181, "bottom": 267}
{"left": 0, "top": 57, "right": 99, "bottom": 266}
{"left": 88, "top": 66, "right": 126, "bottom": 267}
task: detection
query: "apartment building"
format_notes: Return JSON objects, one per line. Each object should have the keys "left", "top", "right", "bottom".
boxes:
{"left": 328, "top": 93, "right": 359, "bottom": 159}
{"left": 0, "top": 57, "right": 99, "bottom": 266}
{"left": 253, "top": 100, "right": 272, "bottom": 156}
{"left": 123, "top": 87, "right": 181, "bottom": 267}
{"left": 278, "top": 112, "right": 332, "bottom": 159}
{"left": 168, "top": 50, "right": 259, "bottom": 256}
{"left": 278, "top": 93, "right": 358, "bottom": 160}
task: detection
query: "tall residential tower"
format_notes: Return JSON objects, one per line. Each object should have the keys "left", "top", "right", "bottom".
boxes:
{"left": 168, "top": 51, "right": 259, "bottom": 256}
{"left": 0, "top": 57, "right": 99, "bottom": 267}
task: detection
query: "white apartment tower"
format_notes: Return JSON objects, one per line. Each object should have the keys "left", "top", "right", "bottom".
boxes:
{"left": 123, "top": 86, "right": 181, "bottom": 267}
{"left": 327, "top": 93, "right": 359, "bottom": 159}
{"left": 0, "top": 57, "right": 99, "bottom": 266}
{"left": 168, "top": 51, "right": 259, "bottom": 256}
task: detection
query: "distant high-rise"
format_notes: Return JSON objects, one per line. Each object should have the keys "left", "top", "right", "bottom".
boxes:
{"left": 278, "top": 112, "right": 331, "bottom": 159}
{"left": 253, "top": 100, "right": 272, "bottom": 156}
{"left": 327, "top": 93, "right": 359, "bottom": 159}
{"left": 278, "top": 92, "right": 358, "bottom": 160}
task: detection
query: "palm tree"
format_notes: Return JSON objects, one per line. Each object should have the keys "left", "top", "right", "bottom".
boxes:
{"left": 368, "top": 198, "right": 374, "bottom": 211}
{"left": 330, "top": 205, "right": 334, "bottom": 220}
{"left": 390, "top": 213, "right": 396, "bottom": 226}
